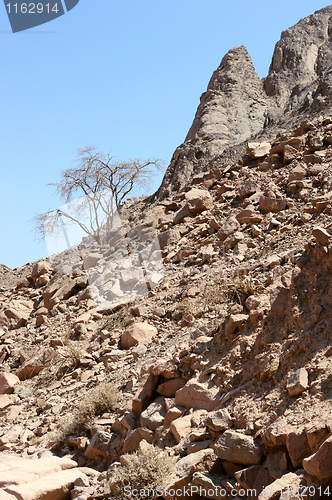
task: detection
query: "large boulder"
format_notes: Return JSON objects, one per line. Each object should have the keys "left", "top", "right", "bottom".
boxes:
{"left": 140, "top": 397, "right": 167, "bottom": 431}
{"left": 185, "top": 188, "right": 214, "bottom": 215}
{"left": 303, "top": 435, "right": 332, "bottom": 481}
{"left": 175, "top": 380, "right": 220, "bottom": 411}
{"left": 214, "top": 430, "right": 262, "bottom": 465}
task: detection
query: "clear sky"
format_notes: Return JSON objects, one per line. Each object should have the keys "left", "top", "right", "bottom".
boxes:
{"left": 0, "top": 0, "right": 330, "bottom": 269}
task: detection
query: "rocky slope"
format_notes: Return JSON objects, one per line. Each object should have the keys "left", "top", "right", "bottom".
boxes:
{"left": 1, "top": 6, "right": 332, "bottom": 500}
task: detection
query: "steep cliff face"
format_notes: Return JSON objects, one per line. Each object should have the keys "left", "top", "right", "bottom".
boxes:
{"left": 265, "top": 5, "right": 332, "bottom": 108}
{"left": 157, "top": 5, "right": 332, "bottom": 199}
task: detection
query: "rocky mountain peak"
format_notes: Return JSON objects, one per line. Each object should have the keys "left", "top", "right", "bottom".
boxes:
{"left": 265, "top": 5, "right": 332, "bottom": 106}
{"left": 157, "top": 5, "right": 332, "bottom": 199}
{"left": 185, "top": 45, "right": 269, "bottom": 148}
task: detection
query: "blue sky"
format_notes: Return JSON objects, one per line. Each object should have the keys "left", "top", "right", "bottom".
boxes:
{"left": 0, "top": 0, "right": 330, "bottom": 269}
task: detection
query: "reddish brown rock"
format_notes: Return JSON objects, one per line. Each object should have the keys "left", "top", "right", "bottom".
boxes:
{"left": 164, "top": 448, "right": 218, "bottom": 498}
{"left": 269, "top": 285, "right": 290, "bottom": 316}
{"left": 158, "top": 228, "right": 181, "bottom": 250}
{"left": 2, "top": 300, "right": 33, "bottom": 329}
{"left": 303, "top": 435, "right": 332, "bottom": 481}
{"left": 157, "top": 378, "right": 186, "bottom": 397}
{"left": 16, "top": 347, "right": 60, "bottom": 381}
{"left": 175, "top": 380, "right": 220, "bottom": 411}
{"left": 257, "top": 471, "right": 317, "bottom": 500}
{"left": 283, "top": 144, "right": 300, "bottom": 164}
{"left": 148, "top": 359, "right": 180, "bottom": 379}
{"left": 214, "top": 430, "right": 262, "bottom": 465}
{"left": 84, "top": 431, "right": 120, "bottom": 460}
{"left": 0, "top": 394, "right": 19, "bottom": 411}
{"left": 185, "top": 188, "right": 214, "bottom": 215}
{"left": 204, "top": 409, "right": 233, "bottom": 432}
{"left": 31, "top": 260, "right": 52, "bottom": 278}
{"left": 286, "top": 427, "right": 311, "bottom": 467}
{"left": 236, "top": 207, "right": 263, "bottom": 224}
{"left": 170, "top": 414, "right": 192, "bottom": 443}
{"left": 164, "top": 406, "right": 184, "bottom": 427}
{"left": 132, "top": 373, "right": 158, "bottom": 415}
{"left": 259, "top": 196, "right": 286, "bottom": 213}
{"left": 217, "top": 216, "right": 240, "bottom": 241}
{"left": 42, "top": 273, "right": 82, "bottom": 310}
{"left": 225, "top": 313, "right": 248, "bottom": 337}
{"left": 305, "top": 421, "right": 330, "bottom": 453}
{"left": 312, "top": 226, "right": 330, "bottom": 246}
{"left": 140, "top": 397, "right": 166, "bottom": 430}
{"left": 123, "top": 427, "right": 154, "bottom": 453}
{"left": 0, "top": 373, "right": 20, "bottom": 395}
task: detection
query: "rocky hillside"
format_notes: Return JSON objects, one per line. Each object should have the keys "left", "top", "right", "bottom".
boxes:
{"left": 1, "top": 6, "right": 332, "bottom": 500}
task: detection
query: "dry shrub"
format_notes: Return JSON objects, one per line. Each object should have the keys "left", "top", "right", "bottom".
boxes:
{"left": 109, "top": 445, "right": 176, "bottom": 499}
{"left": 205, "top": 275, "right": 264, "bottom": 306}
{"left": 175, "top": 276, "right": 263, "bottom": 321}
{"left": 35, "top": 340, "right": 84, "bottom": 388}
{"left": 175, "top": 297, "right": 205, "bottom": 319}
{"left": 100, "top": 304, "right": 132, "bottom": 332}
{"left": 53, "top": 382, "right": 120, "bottom": 449}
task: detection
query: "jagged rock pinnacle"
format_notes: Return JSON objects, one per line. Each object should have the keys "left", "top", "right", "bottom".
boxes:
{"left": 157, "top": 5, "right": 332, "bottom": 199}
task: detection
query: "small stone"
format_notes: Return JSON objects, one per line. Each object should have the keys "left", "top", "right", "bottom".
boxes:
{"left": 286, "top": 368, "right": 308, "bottom": 396}
{"left": 225, "top": 314, "right": 248, "bottom": 337}
{"left": 312, "top": 226, "right": 330, "bottom": 246}
{"left": 204, "top": 409, "right": 232, "bottom": 432}
{"left": 0, "top": 373, "right": 20, "bottom": 395}
{"left": 247, "top": 142, "right": 271, "bottom": 159}
{"left": 84, "top": 431, "right": 120, "bottom": 460}
{"left": 83, "top": 253, "right": 102, "bottom": 270}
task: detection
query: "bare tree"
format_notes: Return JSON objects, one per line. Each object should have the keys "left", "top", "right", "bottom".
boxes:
{"left": 35, "top": 147, "right": 164, "bottom": 245}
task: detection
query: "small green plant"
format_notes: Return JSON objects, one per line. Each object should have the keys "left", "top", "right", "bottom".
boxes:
{"left": 53, "top": 382, "right": 120, "bottom": 449}
{"left": 109, "top": 445, "right": 176, "bottom": 499}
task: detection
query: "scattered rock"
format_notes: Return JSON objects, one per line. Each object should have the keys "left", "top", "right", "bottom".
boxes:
{"left": 247, "top": 142, "right": 271, "bottom": 159}
{"left": 259, "top": 196, "right": 286, "bottom": 213}
{"left": 214, "top": 430, "right": 262, "bottom": 465}
{"left": 312, "top": 226, "right": 330, "bottom": 246}
{"left": 0, "top": 373, "right": 20, "bottom": 395}
{"left": 175, "top": 380, "right": 220, "bottom": 411}
{"left": 121, "top": 322, "right": 158, "bottom": 349}
{"left": 286, "top": 368, "right": 308, "bottom": 396}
